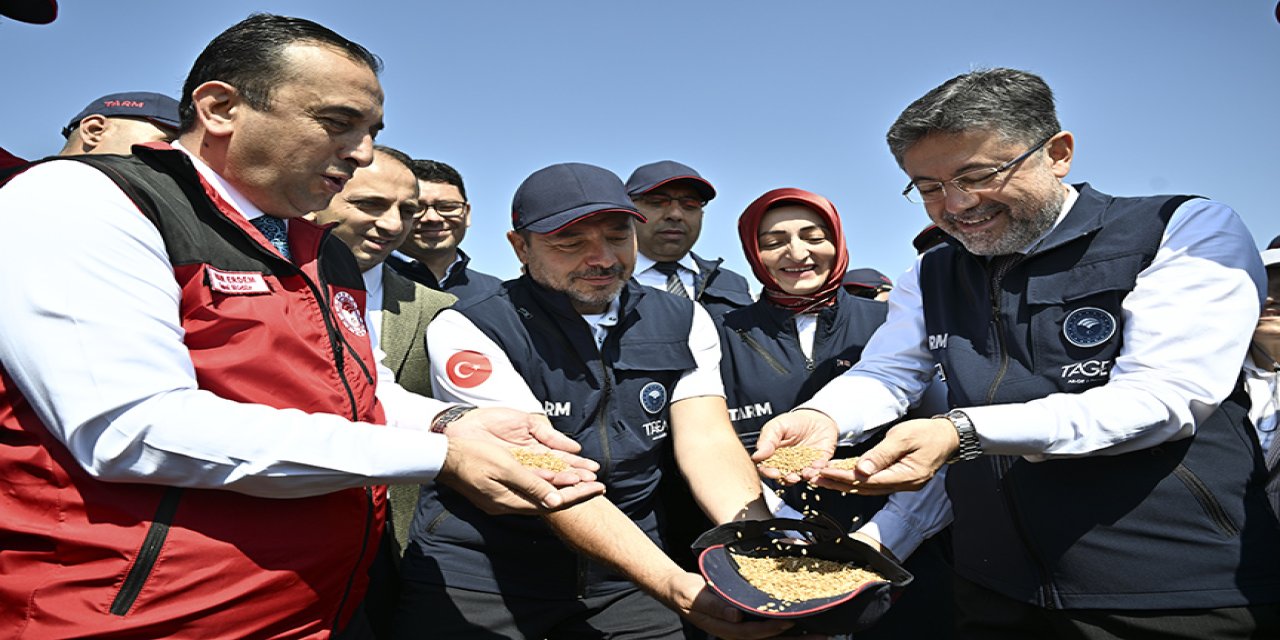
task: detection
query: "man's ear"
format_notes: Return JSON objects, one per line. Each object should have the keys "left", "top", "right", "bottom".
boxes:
{"left": 507, "top": 229, "right": 529, "bottom": 265}
{"left": 77, "top": 115, "right": 109, "bottom": 146}
{"left": 1046, "top": 130, "right": 1074, "bottom": 179}
{"left": 189, "top": 81, "right": 241, "bottom": 137}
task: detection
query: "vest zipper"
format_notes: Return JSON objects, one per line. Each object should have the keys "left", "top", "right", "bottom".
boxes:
{"left": 331, "top": 487, "right": 375, "bottom": 634}
{"left": 582, "top": 362, "right": 615, "bottom": 599}
{"left": 735, "top": 329, "right": 790, "bottom": 375}
{"left": 1171, "top": 463, "right": 1240, "bottom": 536}
{"left": 110, "top": 487, "right": 184, "bottom": 616}
{"left": 984, "top": 255, "right": 1056, "bottom": 606}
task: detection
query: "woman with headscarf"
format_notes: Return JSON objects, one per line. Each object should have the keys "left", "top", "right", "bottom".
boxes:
{"left": 716, "top": 188, "right": 956, "bottom": 639}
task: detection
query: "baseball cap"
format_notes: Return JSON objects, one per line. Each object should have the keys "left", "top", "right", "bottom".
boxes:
{"left": 624, "top": 160, "right": 716, "bottom": 202}
{"left": 62, "top": 92, "right": 181, "bottom": 138}
{"left": 512, "top": 162, "right": 646, "bottom": 234}
{"left": 912, "top": 224, "right": 948, "bottom": 254}
{"left": 1262, "top": 234, "right": 1280, "bottom": 267}
{"left": 0, "top": 0, "right": 57, "bottom": 23}
{"left": 842, "top": 268, "right": 893, "bottom": 293}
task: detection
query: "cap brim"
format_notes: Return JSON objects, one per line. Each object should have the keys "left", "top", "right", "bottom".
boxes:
{"left": 630, "top": 176, "right": 716, "bottom": 202}
{"left": 520, "top": 206, "right": 646, "bottom": 234}
{"left": 1262, "top": 248, "right": 1280, "bottom": 267}
{"left": 1, "top": 0, "right": 56, "bottom": 23}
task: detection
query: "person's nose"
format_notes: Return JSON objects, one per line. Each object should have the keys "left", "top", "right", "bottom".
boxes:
{"left": 375, "top": 210, "right": 403, "bottom": 237}
{"left": 344, "top": 132, "right": 376, "bottom": 168}
{"left": 942, "top": 183, "right": 980, "bottom": 214}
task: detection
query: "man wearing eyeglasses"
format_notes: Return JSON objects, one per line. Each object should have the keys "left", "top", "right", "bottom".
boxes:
{"left": 385, "top": 159, "right": 502, "bottom": 300}
{"left": 756, "top": 68, "right": 1280, "bottom": 637}
{"left": 625, "top": 160, "right": 753, "bottom": 320}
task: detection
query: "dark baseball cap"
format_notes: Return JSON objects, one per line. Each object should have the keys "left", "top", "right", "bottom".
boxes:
{"left": 512, "top": 162, "right": 646, "bottom": 234}
{"left": 842, "top": 268, "right": 893, "bottom": 292}
{"left": 1263, "top": 234, "right": 1280, "bottom": 267}
{"left": 0, "top": 0, "right": 57, "bottom": 24}
{"left": 624, "top": 160, "right": 716, "bottom": 202}
{"left": 62, "top": 92, "right": 181, "bottom": 138}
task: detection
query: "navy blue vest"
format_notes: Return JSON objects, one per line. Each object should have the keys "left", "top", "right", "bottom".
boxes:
{"left": 690, "top": 252, "right": 754, "bottom": 320}
{"left": 402, "top": 277, "right": 696, "bottom": 598}
{"left": 719, "top": 289, "right": 888, "bottom": 449}
{"left": 920, "top": 184, "right": 1280, "bottom": 609}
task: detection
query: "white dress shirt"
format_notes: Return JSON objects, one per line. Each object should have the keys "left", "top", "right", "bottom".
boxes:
{"left": 814, "top": 192, "right": 1265, "bottom": 557}
{"left": 1244, "top": 349, "right": 1279, "bottom": 454}
{"left": 0, "top": 148, "right": 452, "bottom": 499}
{"left": 634, "top": 253, "right": 700, "bottom": 298}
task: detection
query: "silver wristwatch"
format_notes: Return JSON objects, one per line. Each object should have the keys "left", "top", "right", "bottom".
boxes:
{"left": 944, "top": 409, "right": 982, "bottom": 463}
{"left": 430, "top": 404, "right": 476, "bottom": 434}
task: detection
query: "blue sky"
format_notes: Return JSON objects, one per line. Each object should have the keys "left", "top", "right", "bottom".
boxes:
{"left": 4, "top": 1, "right": 1278, "bottom": 287}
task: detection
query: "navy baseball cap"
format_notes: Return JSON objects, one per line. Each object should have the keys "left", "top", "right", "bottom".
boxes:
{"left": 512, "top": 163, "right": 646, "bottom": 234}
{"left": 842, "top": 268, "right": 893, "bottom": 292}
{"left": 0, "top": 0, "right": 57, "bottom": 23}
{"left": 624, "top": 160, "right": 716, "bottom": 202}
{"left": 62, "top": 92, "right": 181, "bottom": 138}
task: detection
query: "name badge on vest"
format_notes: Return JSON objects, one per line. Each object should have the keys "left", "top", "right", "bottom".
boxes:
{"left": 206, "top": 266, "right": 270, "bottom": 295}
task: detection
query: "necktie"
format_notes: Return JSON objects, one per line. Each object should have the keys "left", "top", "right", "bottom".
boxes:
{"left": 251, "top": 215, "right": 291, "bottom": 261}
{"left": 653, "top": 262, "right": 688, "bottom": 299}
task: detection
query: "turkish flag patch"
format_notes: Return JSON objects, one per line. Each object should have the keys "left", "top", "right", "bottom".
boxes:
{"left": 447, "top": 350, "right": 492, "bottom": 388}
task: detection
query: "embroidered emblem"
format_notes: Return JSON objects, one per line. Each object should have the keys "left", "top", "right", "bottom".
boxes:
{"left": 332, "top": 291, "right": 367, "bottom": 337}
{"left": 447, "top": 351, "right": 492, "bottom": 388}
{"left": 639, "top": 381, "right": 667, "bottom": 414}
{"left": 206, "top": 267, "right": 270, "bottom": 294}
{"left": 1062, "top": 307, "right": 1116, "bottom": 348}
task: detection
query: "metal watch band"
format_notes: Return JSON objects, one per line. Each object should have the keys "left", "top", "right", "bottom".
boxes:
{"left": 944, "top": 409, "right": 982, "bottom": 464}
{"left": 430, "top": 405, "right": 476, "bottom": 434}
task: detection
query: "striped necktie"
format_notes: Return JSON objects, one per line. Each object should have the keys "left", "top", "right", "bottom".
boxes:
{"left": 653, "top": 262, "right": 688, "bottom": 299}
{"left": 251, "top": 215, "right": 291, "bottom": 260}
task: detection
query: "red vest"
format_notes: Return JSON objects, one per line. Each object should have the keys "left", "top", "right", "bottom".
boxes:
{"left": 0, "top": 146, "right": 385, "bottom": 638}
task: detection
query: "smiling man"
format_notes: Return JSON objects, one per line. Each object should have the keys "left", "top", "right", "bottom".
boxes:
{"left": 0, "top": 14, "right": 600, "bottom": 638}
{"left": 755, "top": 68, "right": 1280, "bottom": 638}
{"left": 394, "top": 162, "right": 784, "bottom": 640}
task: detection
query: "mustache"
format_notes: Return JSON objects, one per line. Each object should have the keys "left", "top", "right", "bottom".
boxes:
{"left": 571, "top": 265, "right": 625, "bottom": 279}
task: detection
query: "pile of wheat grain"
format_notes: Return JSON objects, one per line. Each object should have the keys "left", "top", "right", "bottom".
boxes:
{"left": 730, "top": 552, "right": 883, "bottom": 605}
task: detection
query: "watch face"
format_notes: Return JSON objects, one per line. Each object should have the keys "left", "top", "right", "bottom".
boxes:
{"left": 1062, "top": 307, "right": 1117, "bottom": 348}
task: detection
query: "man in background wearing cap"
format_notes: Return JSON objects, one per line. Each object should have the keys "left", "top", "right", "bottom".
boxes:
{"left": 58, "top": 91, "right": 180, "bottom": 156}
{"left": 1248, "top": 234, "right": 1280, "bottom": 516}
{"left": 842, "top": 267, "right": 894, "bottom": 302}
{"left": 385, "top": 159, "right": 503, "bottom": 300}
{"left": 394, "top": 162, "right": 784, "bottom": 640}
{"left": 625, "top": 160, "right": 753, "bottom": 320}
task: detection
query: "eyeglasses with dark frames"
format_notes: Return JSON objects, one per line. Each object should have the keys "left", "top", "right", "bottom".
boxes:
{"left": 901, "top": 134, "right": 1056, "bottom": 205}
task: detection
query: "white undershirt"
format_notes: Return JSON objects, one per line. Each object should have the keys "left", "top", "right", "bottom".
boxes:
{"left": 0, "top": 152, "right": 452, "bottom": 499}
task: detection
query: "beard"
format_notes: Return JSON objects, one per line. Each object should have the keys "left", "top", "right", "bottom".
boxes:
{"left": 943, "top": 184, "right": 1064, "bottom": 256}
{"left": 528, "top": 261, "right": 628, "bottom": 313}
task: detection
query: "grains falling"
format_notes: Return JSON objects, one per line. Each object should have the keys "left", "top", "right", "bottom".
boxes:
{"left": 510, "top": 448, "right": 568, "bottom": 472}
{"left": 760, "top": 446, "right": 825, "bottom": 475}
{"left": 731, "top": 552, "right": 884, "bottom": 603}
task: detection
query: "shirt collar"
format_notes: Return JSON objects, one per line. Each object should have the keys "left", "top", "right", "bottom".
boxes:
{"left": 171, "top": 140, "right": 268, "bottom": 222}
{"left": 636, "top": 252, "right": 700, "bottom": 276}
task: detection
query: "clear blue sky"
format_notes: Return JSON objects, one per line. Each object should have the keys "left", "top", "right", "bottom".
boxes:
{"left": 4, "top": 1, "right": 1278, "bottom": 287}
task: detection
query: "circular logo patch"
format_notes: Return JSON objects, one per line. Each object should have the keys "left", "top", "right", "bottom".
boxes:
{"left": 332, "top": 291, "right": 367, "bottom": 337}
{"left": 639, "top": 381, "right": 667, "bottom": 414}
{"left": 1062, "top": 307, "right": 1116, "bottom": 348}
{"left": 447, "top": 351, "right": 492, "bottom": 388}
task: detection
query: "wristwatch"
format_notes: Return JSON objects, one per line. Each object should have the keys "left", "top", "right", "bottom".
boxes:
{"left": 943, "top": 410, "right": 982, "bottom": 463}
{"left": 430, "top": 404, "right": 477, "bottom": 434}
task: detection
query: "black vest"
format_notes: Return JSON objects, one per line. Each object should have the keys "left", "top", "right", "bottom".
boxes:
{"left": 920, "top": 184, "right": 1280, "bottom": 609}
{"left": 403, "top": 277, "right": 696, "bottom": 598}
{"left": 690, "top": 252, "right": 754, "bottom": 320}
{"left": 719, "top": 289, "right": 888, "bottom": 448}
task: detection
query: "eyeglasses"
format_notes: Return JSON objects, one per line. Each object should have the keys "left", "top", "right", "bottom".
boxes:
{"left": 635, "top": 193, "right": 706, "bottom": 212}
{"left": 419, "top": 200, "right": 469, "bottom": 219}
{"left": 901, "top": 134, "right": 1055, "bottom": 205}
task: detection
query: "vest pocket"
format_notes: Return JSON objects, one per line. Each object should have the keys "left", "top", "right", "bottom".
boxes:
{"left": 1171, "top": 464, "right": 1240, "bottom": 537}
{"left": 109, "top": 487, "right": 183, "bottom": 616}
